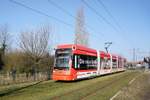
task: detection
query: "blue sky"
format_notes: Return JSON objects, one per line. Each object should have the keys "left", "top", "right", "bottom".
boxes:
{"left": 0, "top": 0, "right": 150, "bottom": 61}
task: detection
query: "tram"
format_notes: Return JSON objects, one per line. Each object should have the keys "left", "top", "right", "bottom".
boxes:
{"left": 52, "top": 44, "right": 126, "bottom": 81}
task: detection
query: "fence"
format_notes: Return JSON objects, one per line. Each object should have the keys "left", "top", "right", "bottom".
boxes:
{"left": 0, "top": 71, "right": 52, "bottom": 85}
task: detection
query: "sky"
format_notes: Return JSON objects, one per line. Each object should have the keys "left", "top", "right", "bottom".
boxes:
{"left": 0, "top": 0, "right": 150, "bottom": 61}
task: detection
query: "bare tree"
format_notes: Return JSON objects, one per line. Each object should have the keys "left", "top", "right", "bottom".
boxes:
{"left": 20, "top": 26, "right": 49, "bottom": 55}
{"left": 74, "top": 7, "right": 89, "bottom": 47}
{"left": 0, "top": 24, "right": 11, "bottom": 70}
{"left": 20, "top": 24, "right": 52, "bottom": 77}
{"left": 0, "top": 24, "right": 10, "bottom": 54}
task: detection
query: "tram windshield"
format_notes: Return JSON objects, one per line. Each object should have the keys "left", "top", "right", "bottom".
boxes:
{"left": 54, "top": 48, "right": 72, "bottom": 70}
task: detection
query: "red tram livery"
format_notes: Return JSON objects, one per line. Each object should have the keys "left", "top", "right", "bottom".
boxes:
{"left": 52, "top": 44, "right": 126, "bottom": 81}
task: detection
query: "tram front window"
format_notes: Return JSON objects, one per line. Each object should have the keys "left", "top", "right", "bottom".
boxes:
{"left": 54, "top": 49, "right": 72, "bottom": 70}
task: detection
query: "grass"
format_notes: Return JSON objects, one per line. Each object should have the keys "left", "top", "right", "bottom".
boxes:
{"left": 114, "top": 70, "right": 150, "bottom": 100}
{"left": 0, "top": 70, "right": 142, "bottom": 100}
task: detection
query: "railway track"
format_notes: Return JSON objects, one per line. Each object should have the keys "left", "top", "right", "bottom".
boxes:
{"left": 80, "top": 72, "right": 135, "bottom": 100}
{"left": 50, "top": 71, "right": 139, "bottom": 100}
{"left": 0, "top": 70, "right": 141, "bottom": 100}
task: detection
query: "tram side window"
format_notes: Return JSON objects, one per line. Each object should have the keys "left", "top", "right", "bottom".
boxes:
{"left": 118, "top": 59, "right": 123, "bottom": 68}
{"left": 118, "top": 59, "right": 121, "bottom": 68}
{"left": 73, "top": 54, "right": 97, "bottom": 70}
{"left": 118, "top": 59, "right": 120, "bottom": 68}
{"left": 112, "top": 59, "right": 117, "bottom": 68}
{"left": 101, "top": 58, "right": 111, "bottom": 69}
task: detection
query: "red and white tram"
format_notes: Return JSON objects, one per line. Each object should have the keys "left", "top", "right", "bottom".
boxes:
{"left": 52, "top": 44, "right": 126, "bottom": 81}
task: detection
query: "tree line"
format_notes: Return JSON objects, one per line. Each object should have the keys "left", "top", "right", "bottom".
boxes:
{"left": 0, "top": 24, "right": 54, "bottom": 76}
